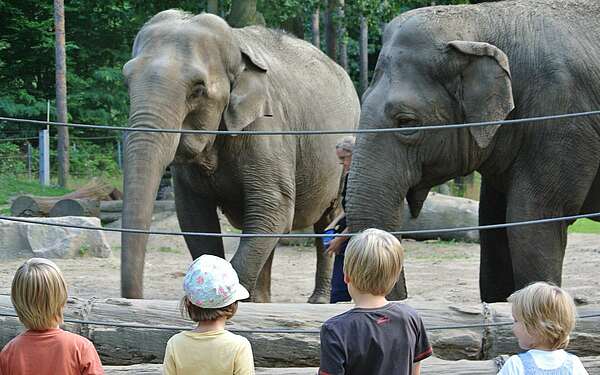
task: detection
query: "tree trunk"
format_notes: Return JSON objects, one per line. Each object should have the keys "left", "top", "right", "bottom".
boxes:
{"left": 10, "top": 179, "right": 117, "bottom": 217}
{"left": 228, "top": 0, "right": 261, "bottom": 28}
{"left": 359, "top": 15, "right": 369, "bottom": 96}
{"left": 205, "top": 0, "right": 219, "bottom": 14}
{"left": 10, "top": 196, "right": 59, "bottom": 217}
{"left": 338, "top": 0, "right": 347, "bottom": 71}
{"left": 282, "top": 13, "right": 305, "bottom": 38}
{"left": 54, "top": 0, "right": 69, "bottom": 187}
{"left": 311, "top": 8, "right": 320, "bottom": 48}
{"left": 325, "top": 0, "right": 339, "bottom": 61}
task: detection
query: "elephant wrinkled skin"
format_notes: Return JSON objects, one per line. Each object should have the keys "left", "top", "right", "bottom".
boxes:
{"left": 346, "top": 0, "right": 600, "bottom": 302}
{"left": 121, "top": 11, "right": 359, "bottom": 301}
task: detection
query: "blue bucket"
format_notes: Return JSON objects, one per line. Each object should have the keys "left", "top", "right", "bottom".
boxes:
{"left": 322, "top": 228, "right": 336, "bottom": 248}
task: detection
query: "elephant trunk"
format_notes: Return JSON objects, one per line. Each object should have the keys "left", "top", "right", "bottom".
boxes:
{"left": 121, "top": 98, "right": 183, "bottom": 298}
{"left": 346, "top": 134, "right": 417, "bottom": 233}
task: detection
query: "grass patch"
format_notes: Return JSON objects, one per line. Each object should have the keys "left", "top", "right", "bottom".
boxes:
{"left": 0, "top": 175, "right": 72, "bottom": 205}
{"left": 158, "top": 246, "right": 182, "bottom": 254}
{"left": 568, "top": 219, "right": 600, "bottom": 234}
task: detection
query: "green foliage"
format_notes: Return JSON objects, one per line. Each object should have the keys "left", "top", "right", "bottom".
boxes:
{"left": 78, "top": 244, "right": 90, "bottom": 256}
{"left": 0, "top": 0, "right": 474, "bottom": 149}
{"left": 0, "top": 143, "right": 27, "bottom": 175}
{"left": 568, "top": 219, "right": 600, "bottom": 234}
{"left": 66, "top": 140, "right": 121, "bottom": 178}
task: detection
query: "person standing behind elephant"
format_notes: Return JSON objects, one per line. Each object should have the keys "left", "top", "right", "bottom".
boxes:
{"left": 324, "top": 136, "right": 355, "bottom": 303}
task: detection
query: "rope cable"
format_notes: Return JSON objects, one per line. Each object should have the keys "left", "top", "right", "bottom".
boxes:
{"left": 1, "top": 110, "right": 600, "bottom": 136}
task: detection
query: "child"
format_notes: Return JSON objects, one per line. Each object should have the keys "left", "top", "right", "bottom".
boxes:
{"left": 163, "top": 254, "right": 255, "bottom": 375}
{"left": 498, "top": 282, "right": 588, "bottom": 374}
{"left": 318, "top": 228, "right": 432, "bottom": 375}
{"left": 0, "top": 258, "right": 104, "bottom": 374}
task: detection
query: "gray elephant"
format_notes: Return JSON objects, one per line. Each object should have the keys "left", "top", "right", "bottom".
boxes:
{"left": 347, "top": 0, "right": 600, "bottom": 302}
{"left": 121, "top": 10, "right": 360, "bottom": 301}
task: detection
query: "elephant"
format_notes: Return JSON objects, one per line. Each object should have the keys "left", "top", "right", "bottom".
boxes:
{"left": 346, "top": 0, "right": 600, "bottom": 302}
{"left": 120, "top": 10, "right": 360, "bottom": 302}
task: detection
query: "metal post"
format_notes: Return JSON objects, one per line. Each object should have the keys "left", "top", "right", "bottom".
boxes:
{"left": 117, "top": 140, "right": 122, "bottom": 169}
{"left": 39, "top": 129, "right": 50, "bottom": 186}
{"left": 27, "top": 143, "right": 32, "bottom": 180}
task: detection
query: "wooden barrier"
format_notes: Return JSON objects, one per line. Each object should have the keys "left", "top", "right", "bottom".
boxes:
{"left": 103, "top": 355, "right": 600, "bottom": 374}
{"left": 1, "top": 296, "right": 598, "bottom": 367}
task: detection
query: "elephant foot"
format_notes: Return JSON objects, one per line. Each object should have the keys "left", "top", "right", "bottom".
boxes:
{"left": 307, "top": 290, "right": 330, "bottom": 304}
{"left": 250, "top": 289, "right": 271, "bottom": 303}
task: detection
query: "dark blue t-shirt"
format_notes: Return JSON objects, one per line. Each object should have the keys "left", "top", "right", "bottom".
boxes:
{"left": 319, "top": 302, "right": 432, "bottom": 375}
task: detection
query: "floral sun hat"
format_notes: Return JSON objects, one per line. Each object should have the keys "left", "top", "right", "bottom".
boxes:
{"left": 183, "top": 255, "right": 250, "bottom": 308}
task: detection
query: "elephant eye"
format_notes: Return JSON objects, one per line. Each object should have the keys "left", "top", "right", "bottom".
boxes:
{"left": 189, "top": 81, "right": 206, "bottom": 99}
{"left": 394, "top": 114, "right": 419, "bottom": 127}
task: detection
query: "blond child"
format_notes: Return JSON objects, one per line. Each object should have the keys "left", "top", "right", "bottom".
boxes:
{"left": 318, "top": 228, "right": 432, "bottom": 375}
{"left": 0, "top": 258, "right": 104, "bottom": 374}
{"left": 163, "top": 255, "right": 255, "bottom": 375}
{"left": 498, "top": 282, "right": 588, "bottom": 374}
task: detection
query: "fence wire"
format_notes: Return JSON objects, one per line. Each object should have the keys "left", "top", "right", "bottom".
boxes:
{"left": 1, "top": 109, "right": 600, "bottom": 136}
{"left": 1, "top": 212, "right": 599, "bottom": 239}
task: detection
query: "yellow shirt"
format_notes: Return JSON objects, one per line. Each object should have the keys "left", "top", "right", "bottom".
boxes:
{"left": 163, "top": 330, "right": 255, "bottom": 375}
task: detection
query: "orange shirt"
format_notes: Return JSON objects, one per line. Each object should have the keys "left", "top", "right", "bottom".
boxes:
{"left": 0, "top": 328, "right": 104, "bottom": 375}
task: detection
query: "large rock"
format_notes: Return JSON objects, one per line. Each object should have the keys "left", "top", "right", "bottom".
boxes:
{"left": 0, "top": 216, "right": 111, "bottom": 260}
{"left": 402, "top": 192, "right": 479, "bottom": 242}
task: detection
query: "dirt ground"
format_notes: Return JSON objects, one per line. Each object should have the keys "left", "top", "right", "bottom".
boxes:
{"left": 1, "top": 212, "right": 599, "bottom": 306}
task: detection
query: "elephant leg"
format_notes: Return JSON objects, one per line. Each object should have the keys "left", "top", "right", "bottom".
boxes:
{"left": 308, "top": 214, "right": 335, "bottom": 304}
{"left": 506, "top": 206, "right": 568, "bottom": 293}
{"left": 254, "top": 249, "right": 275, "bottom": 303}
{"left": 479, "top": 179, "right": 514, "bottom": 302}
{"left": 173, "top": 171, "right": 224, "bottom": 259}
{"left": 230, "top": 191, "right": 294, "bottom": 303}
{"left": 387, "top": 268, "right": 408, "bottom": 301}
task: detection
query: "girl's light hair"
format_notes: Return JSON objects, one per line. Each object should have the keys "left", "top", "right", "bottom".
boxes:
{"left": 11, "top": 258, "right": 68, "bottom": 330}
{"left": 508, "top": 282, "right": 576, "bottom": 350}
{"left": 344, "top": 228, "right": 404, "bottom": 295}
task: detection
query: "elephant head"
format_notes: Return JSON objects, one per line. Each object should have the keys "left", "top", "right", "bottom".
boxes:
{"left": 121, "top": 10, "right": 272, "bottom": 298}
{"left": 346, "top": 14, "right": 514, "bottom": 233}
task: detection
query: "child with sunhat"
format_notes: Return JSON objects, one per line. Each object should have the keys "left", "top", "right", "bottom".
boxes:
{"left": 163, "top": 255, "right": 255, "bottom": 375}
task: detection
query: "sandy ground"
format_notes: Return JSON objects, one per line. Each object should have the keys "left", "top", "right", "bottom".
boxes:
{"left": 1, "top": 212, "right": 599, "bottom": 306}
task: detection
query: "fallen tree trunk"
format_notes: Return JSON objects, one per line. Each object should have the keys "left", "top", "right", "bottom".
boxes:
{"left": 10, "top": 179, "right": 118, "bottom": 217}
{"left": 102, "top": 355, "right": 600, "bottom": 374}
{"left": 9, "top": 196, "right": 58, "bottom": 217}
{"left": 1, "top": 297, "right": 598, "bottom": 367}
{"left": 49, "top": 198, "right": 101, "bottom": 218}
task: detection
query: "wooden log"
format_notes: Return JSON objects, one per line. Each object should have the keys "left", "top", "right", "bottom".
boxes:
{"left": 1, "top": 297, "right": 599, "bottom": 367}
{"left": 10, "top": 196, "right": 58, "bottom": 216}
{"left": 10, "top": 179, "right": 118, "bottom": 217}
{"left": 49, "top": 198, "right": 101, "bottom": 218}
{"left": 100, "top": 356, "right": 600, "bottom": 374}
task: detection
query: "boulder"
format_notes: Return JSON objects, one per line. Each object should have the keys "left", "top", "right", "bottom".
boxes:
{"left": 0, "top": 216, "right": 111, "bottom": 260}
{"left": 402, "top": 192, "right": 479, "bottom": 242}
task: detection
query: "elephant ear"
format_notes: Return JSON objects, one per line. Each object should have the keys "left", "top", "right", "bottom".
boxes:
{"left": 448, "top": 41, "right": 515, "bottom": 149}
{"left": 223, "top": 45, "right": 273, "bottom": 132}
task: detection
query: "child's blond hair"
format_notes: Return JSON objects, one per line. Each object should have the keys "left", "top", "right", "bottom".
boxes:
{"left": 344, "top": 228, "right": 404, "bottom": 295}
{"left": 11, "top": 258, "right": 68, "bottom": 330}
{"left": 508, "top": 282, "right": 576, "bottom": 350}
